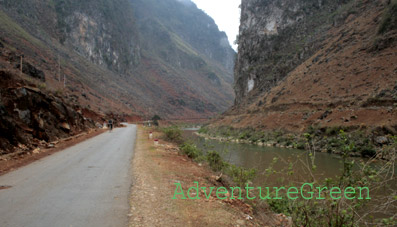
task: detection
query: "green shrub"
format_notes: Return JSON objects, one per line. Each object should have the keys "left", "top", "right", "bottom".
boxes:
{"left": 206, "top": 150, "right": 225, "bottom": 172}
{"left": 179, "top": 142, "right": 203, "bottom": 160}
{"left": 325, "top": 126, "right": 341, "bottom": 136}
{"left": 151, "top": 115, "right": 161, "bottom": 126}
{"left": 239, "top": 131, "right": 251, "bottom": 140}
{"left": 327, "top": 137, "right": 343, "bottom": 149}
{"left": 162, "top": 126, "right": 183, "bottom": 144}
{"left": 250, "top": 131, "right": 265, "bottom": 143}
{"left": 294, "top": 142, "right": 306, "bottom": 150}
{"left": 197, "top": 126, "right": 209, "bottom": 134}
{"left": 217, "top": 126, "right": 235, "bottom": 137}
{"left": 226, "top": 165, "right": 256, "bottom": 187}
{"left": 38, "top": 83, "right": 46, "bottom": 90}
{"left": 267, "top": 197, "right": 292, "bottom": 215}
{"left": 263, "top": 131, "right": 396, "bottom": 226}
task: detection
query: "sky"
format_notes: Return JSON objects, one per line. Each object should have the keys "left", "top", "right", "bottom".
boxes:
{"left": 190, "top": 0, "right": 241, "bottom": 51}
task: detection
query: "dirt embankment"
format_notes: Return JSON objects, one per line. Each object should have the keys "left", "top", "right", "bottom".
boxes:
{"left": 0, "top": 68, "right": 101, "bottom": 152}
{"left": 0, "top": 67, "right": 117, "bottom": 175}
{"left": 129, "top": 127, "right": 291, "bottom": 226}
{"left": 0, "top": 68, "right": 135, "bottom": 170}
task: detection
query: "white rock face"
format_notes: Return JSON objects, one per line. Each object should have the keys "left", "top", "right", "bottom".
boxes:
{"left": 247, "top": 78, "right": 255, "bottom": 92}
{"left": 265, "top": 20, "right": 277, "bottom": 34}
{"left": 63, "top": 11, "right": 140, "bottom": 73}
{"left": 234, "top": 0, "right": 335, "bottom": 105}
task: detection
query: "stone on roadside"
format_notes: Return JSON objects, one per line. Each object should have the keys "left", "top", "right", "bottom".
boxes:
{"left": 60, "top": 122, "right": 71, "bottom": 131}
{"left": 375, "top": 136, "right": 388, "bottom": 145}
{"left": 32, "top": 148, "right": 40, "bottom": 154}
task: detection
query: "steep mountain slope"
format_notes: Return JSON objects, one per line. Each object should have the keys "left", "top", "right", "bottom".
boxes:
{"left": 133, "top": 0, "right": 235, "bottom": 74}
{"left": 130, "top": 0, "right": 236, "bottom": 117}
{"left": 0, "top": 0, "right": 235, "bottom": 119}
{"left": 215, "top": 0, "right": 396, "bottom": 132}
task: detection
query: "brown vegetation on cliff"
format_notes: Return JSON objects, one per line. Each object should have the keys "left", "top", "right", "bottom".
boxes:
{"left": 219, "top": 0, "right": 396, "bottom": 133}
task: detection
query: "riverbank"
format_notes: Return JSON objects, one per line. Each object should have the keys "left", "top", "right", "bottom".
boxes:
{"left": 187, "top": 126, "right": 396, "bottom": 225}
{"left": 197, "top": 125, "right": 396, "bottom": 160}
{"left": 195, "top": 132, "right": 295, "bottom": 149}
{"left": 129, "top": 126, "right": 292, "bottom": 226}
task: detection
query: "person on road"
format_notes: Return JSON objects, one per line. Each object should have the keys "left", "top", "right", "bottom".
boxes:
{"left": 108, "top": 119, "right": 113, "bottom": 132}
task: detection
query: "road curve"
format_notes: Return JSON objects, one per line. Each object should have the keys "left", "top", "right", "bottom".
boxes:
{"left": 0, "top": 124, "right": 137, "bottom": 227}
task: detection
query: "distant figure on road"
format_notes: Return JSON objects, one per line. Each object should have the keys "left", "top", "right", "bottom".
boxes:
{"left": 108, "top": 119, "right": 113, "bottom": 132}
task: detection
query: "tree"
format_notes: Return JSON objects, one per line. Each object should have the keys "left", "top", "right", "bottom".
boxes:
{"left": 152, "top": 115, "right": 161, "bottom": 126}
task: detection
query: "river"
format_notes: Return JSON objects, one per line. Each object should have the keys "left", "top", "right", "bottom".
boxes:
{"left": 183, "top": 129, "right": 396, "bottom": 220}
{"left": 184, "top": 129, "right": 353, "bottom": 184}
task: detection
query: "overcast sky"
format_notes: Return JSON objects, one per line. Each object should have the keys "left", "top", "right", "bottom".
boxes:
{"left": 190, "top": 0, "right": 241, "bottom": 51}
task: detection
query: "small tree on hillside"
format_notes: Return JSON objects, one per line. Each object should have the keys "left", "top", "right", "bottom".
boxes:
{"left": 152, "top": 115, "right": 161, "bottom": 126}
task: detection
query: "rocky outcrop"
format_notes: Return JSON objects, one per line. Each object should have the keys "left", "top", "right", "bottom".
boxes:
{"left": 234, "top": 0, "right": 352, "bottom": 106}
{"left": 1, "top": 51, "right": 46, "bottom": 82}
{"left": 0, "top": 70, "right": 95, "bottom": 155}
{"left": 55, "top": 0, "right": 141, "bottom": 73}
{"left": 1, "top": 0, "right": 140, "bottom": 73}
{"left": 16, "top": 62, "right": 46, "bottom": 82}
{"left": 216, "top": 0, "right": 397, "bottom": 132}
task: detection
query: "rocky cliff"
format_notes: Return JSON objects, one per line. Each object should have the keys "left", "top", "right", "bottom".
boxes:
{"left": 55, "top": 0, "right": 141, "bottom": 73}
{"left": 0, "top": 0, "right": 235, "bottom": 118}
{"left": 1, "top": 0, "right": 140, "bottom": 73}
{"left": 217, "top": 0, "right": 396, "bottom": 132}
{"left": 234, "top": 0, "right": 352, "bottom": 106}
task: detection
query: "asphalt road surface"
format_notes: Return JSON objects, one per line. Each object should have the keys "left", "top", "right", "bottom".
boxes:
{"left": 0, "top": 124, "right": 137, "bottom": 227}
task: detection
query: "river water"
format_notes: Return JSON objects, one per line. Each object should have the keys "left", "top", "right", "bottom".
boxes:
{"left": 183, "top": 129, "right": 351, "bottom": 185}
{"left": 183, "top": 129, "right": 396, "bottom": 219}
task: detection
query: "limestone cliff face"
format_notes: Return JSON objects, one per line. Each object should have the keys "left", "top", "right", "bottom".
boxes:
{"left": 0, "top": 0, "right": 141, "bottom": 74}
{"left": 234, "top": 0, "right": 350, "bottom": 106}
{"left": 55, "top": 0, "right": 141, "bottom": 73}
{"left": 216, "top": 0, "right": 397, "bottom": 132}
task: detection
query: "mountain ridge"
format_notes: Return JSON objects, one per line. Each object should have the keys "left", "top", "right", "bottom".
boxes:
{"left": 0, "top": 0, "right": 235, "bottom": 119}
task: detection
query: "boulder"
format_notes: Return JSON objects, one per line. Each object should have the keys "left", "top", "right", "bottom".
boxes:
{"left": 32, "top": 148, "right": 40, "bottom": 154}
{"left": 60, "top": 122, "right": 71, "bottom": 131}
{"left": 15, "top": 109, "right": 31, "bottom": 124}
{"left": 374, "top": 136, "right": 388, "bottom": 145}
{"left": 15, "top": 62, "right": 45, "bottom": 82}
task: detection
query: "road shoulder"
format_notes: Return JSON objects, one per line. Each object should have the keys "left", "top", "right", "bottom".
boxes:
{"left": 129, "top": 126, "right": 269, "bottom": 226}
{"left": 0, "top": 128, "right": 105, "bottom": 176}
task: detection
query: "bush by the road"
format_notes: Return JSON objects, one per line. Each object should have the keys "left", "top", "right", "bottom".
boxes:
{"left": 162, "top": 126, "right": 183, "bottom": 144}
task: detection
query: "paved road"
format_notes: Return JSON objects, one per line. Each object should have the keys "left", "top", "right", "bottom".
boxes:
{"left": 0, "top": 124, "right": 137, "bottom": 227}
